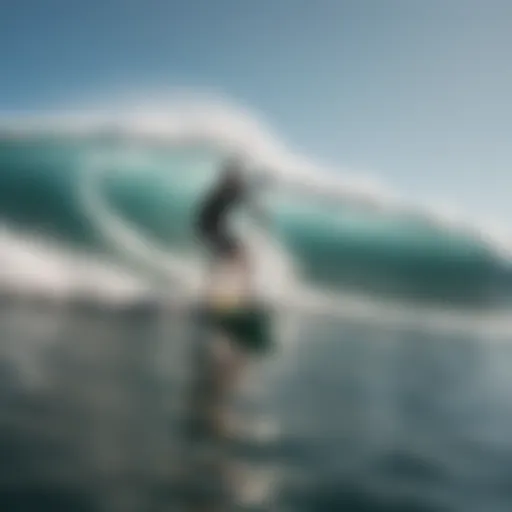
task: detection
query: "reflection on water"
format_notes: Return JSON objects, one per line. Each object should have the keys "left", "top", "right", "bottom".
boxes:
{"left": 1, "top": 300, "right": 512, "bottom": 511}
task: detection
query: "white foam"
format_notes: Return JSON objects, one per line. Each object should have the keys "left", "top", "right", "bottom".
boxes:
{"left": 0, "top": 226, "right": 151, "bottom": 304}
{"left": 287, "top": 287, "right": 512, "bottom": 341}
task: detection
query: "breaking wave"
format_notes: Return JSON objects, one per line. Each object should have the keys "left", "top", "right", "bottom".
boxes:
{"left": 0, "top": 93, "right": 511, "bottom": 335}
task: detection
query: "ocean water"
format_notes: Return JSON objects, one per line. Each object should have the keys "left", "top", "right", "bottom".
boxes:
{"left": 2, "top": 301, "right": 512, "bottom": 512}
{"left": 1, "top": 108, "right": 512, "bottom": 511}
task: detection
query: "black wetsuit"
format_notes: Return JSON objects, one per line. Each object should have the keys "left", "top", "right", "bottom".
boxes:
{"left": 196, "top": 179, "right": 246, "bottom": 258}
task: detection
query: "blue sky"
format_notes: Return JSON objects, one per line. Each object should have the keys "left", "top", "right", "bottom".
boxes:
{"left": 1, "top": 0, "right": 512, "bottom": 221}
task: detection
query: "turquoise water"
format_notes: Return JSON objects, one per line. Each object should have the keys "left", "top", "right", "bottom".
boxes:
{"left": 0, "top": 135, "right": 507, "bottom": 306}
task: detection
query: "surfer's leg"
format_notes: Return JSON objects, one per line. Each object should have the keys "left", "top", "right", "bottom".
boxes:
{"left": 211, "top": 334, "right": 246, "bottom": 401}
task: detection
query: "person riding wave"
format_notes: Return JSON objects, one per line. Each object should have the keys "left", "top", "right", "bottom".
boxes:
{"left": 196, "top": 155, "right": 268, "bottom": 297}
{"left": 193, "top": 155, "right": 272, "bottom": 437}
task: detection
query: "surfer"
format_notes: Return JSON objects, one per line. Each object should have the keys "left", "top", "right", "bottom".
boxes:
{"left": 194, "top": 155, "right": 270, "bottom": 436}
{"left": 181, "top": 158, "right": 275, "bottom": 509}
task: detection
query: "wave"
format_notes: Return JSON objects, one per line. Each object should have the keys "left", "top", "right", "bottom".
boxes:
{"left": 0, "top": 94, "right": 510, "bottom": 309}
